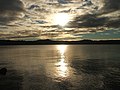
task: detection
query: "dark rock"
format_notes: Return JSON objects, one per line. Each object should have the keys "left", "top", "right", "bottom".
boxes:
{"left": 0, "top": 68, "right": 7, "bottom": 75}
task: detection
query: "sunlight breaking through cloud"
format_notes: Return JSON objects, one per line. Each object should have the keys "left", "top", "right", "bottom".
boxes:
{"left": 0, "top": 0, "right": 120, "bottom": 40}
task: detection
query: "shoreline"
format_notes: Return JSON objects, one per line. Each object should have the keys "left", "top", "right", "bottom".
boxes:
{"left": 0, "top": 40, "right": 120, "bottom": 45}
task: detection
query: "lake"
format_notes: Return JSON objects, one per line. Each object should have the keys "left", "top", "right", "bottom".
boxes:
{"left": 0, "top": 45, "right": 120, "bottom": 90}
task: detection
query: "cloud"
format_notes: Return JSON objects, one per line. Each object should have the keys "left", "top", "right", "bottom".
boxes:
{"left": 103, "top": 0, "right": 120, "bottom": 11}
{"left": 0, "top": 0, "right": 119, "bottom": 41}
{"left": 28, "top": 4, "right": 40, "bottom": 10}
{"left": 69, "top": 13, "right": 119, "bottom": 28}
{"left": 106, "top": 18, "right": 120, "bottom": 28}
{"left": 68, "top": 0, "right": 120, "bottom": 28}
{"left": 0, "top": 0, "right": 24, "bottom": 12}
{"left": 0, "top": 0, "right": 24, "bottom": 24}
{"left": 68, "top": 14, "right": 108, "bottom": 28}
{"left": 91, "top": 0, "right": 120, "bottom": 10}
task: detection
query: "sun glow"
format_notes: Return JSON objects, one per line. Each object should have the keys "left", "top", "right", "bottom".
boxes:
{"left": 53, "top": 13, "right": 70, "bottom": 26}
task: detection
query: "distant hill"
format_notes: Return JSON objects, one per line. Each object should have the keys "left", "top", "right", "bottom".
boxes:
{"left": 0, "top": 39, "right": 120, "bottom": 45}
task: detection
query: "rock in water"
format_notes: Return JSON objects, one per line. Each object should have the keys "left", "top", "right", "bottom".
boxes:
{"left": 0, "top": 68, "right": 7, "bottom": 75}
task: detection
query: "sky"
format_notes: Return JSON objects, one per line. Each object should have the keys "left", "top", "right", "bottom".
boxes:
{"left": 0, "top": 0, "right": 120, "bottom": 41}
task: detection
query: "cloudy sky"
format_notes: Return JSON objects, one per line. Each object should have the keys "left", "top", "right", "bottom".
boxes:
{"left": 0, "top": 0, "right": 120, "bottom": 41}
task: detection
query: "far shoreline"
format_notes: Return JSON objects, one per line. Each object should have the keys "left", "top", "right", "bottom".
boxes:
{"left": 0, "top": 39, "right": 120, "bottom": 45}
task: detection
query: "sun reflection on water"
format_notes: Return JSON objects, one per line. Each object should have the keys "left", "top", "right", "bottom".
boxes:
{"left": 56, "top": 45, "right": 68, "bottom": 77}
{"left": 57, "top": 45, "right": 67, "bottom": 56}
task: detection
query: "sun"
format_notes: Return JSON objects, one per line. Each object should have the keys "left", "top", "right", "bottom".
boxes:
{"left": 53, "top": 13, "right": 70, "bottom": 26}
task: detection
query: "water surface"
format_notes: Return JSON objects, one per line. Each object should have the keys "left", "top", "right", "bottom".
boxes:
{"left": 0, "top": 45, "right": 120, "bottom": 90}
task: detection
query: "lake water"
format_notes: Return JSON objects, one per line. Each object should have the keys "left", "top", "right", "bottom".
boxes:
{"left": 0, "top": 45, "right": 120, "bottom": 90}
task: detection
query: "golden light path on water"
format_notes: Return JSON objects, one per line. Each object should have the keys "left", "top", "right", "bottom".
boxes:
{"left": 56, "top": 45, "right": 68, "bottom": 77}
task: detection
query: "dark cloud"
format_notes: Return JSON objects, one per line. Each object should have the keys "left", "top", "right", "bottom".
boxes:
{"left": 106, "top": 18, "right": 120, "bottom": 28}
{"left": 0, "top": 0, "right": 24, "bottom": 24}
{"left": 69, "top": 13, "right": 120, "bottom": 28}
{"left": 68, "top": 14, "right": 108, "bottom": 28}
{"left": 68, "top": 0, "right": 120, "bottom": 28}
{"left": 104, "top": 0, "right": 120, "bottom": 11}
{"left": 0, "top": 16, "right": 16, "bottom": 24}
{"left": 0, "top": 0, "right": 24, "bottom": 11}
{"left": 28, "top": 4, "right": 40, "bottom": 10}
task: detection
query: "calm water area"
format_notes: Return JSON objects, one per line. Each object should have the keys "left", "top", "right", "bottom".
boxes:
{"left": 0, "top": 45, "right": 120, "bottom": 90}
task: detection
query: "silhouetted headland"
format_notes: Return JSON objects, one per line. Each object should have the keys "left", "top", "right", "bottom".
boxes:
{"left": 0, "top": 39, "right": 120, "bottom": 45}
